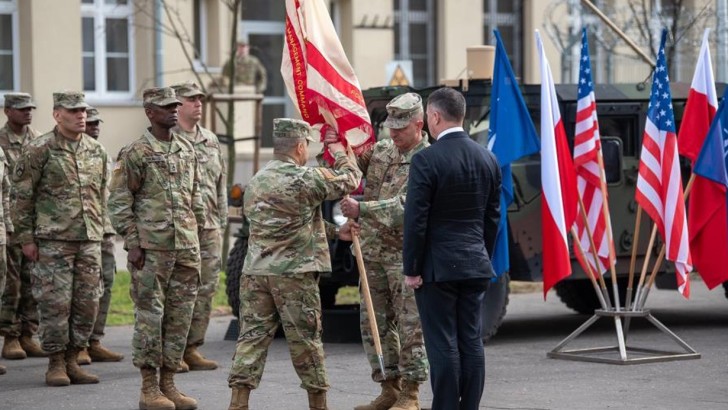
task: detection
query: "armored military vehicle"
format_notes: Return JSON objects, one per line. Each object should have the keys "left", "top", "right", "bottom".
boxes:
{"left": 225, "top": 78, "right": 728, "bottom": 341}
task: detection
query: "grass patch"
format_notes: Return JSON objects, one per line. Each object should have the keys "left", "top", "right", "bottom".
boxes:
{"left": 108, "top": 270, "right": 230, "bottom": 326}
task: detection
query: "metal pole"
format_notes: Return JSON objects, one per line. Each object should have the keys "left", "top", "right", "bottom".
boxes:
{"left": 154, "top": 0, "right": 164, "bottom": 86}
{"left": 580, "top": 0, "right": 655, "bottom": 68}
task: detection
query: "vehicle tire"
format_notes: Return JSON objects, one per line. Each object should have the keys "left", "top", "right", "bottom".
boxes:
{"left": 482, "top": 273, "right": 510, "bottom": 343}
{"left": 555, "top": 277, "right": 634, "bottom": 314}
{"left": 226, "top": 236, "right": 248, "bottom": 318}
{"left": 723, "top": 281, "right": 728, "bottom": 299}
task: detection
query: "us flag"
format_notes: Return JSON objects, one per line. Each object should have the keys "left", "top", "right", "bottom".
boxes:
{"left": 635, "top": 29, "right": 692, "bottom": 297}
{"left": 573, "top": 28, "right": 614, "bottom": 277}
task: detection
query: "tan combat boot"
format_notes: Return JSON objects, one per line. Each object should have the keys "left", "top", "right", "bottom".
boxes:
{"left": 2, "top": 336, "right": 26, "bottom": 360}
{"left": 77, "top": 348, "right": 92, "bottom": 365}
{"left": 19, "top": 334, "right": 48, "bottom": 357}
{"left": 65, "top": 348, "right": 99, "bottom": 384}
{"left": 389, "top": 380, "right": 421, "bottom": 410}
{"left": 139, "top": 367, "right": 175, "bottom": 410}
{"left": 88, "top": 340, "right": 124, "bottom": 362}
{"left": 0, "top": 363, "right": 5, "bottom": 375}
{"left": 228, "top": 387, "right": 250, "bottom": 410}
{"left": 353, "top": 378, "right": 402, "bottom": 410}
{"left": 159, "top": 367, "right": 198, "bottom": 410}
{"left": 176, "top": 359, "right": 189, "bottom": 373}
{"left": 45, "top": 352, "right": 71, "bottom": 387}
{"left": 307, "top": 391, "right": 328, "bottom": 410}
{"left": 183, "top": 346, "right": 218, "bottom": 371}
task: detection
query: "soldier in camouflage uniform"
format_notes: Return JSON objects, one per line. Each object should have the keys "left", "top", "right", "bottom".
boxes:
{"left": 224, "top": 41, "right": 268, "bottom": 93}
{"left": 0, "top": 93, "right": 45, "bottom": 361}
{"left": 13, "top": 91, "right": 108, "bottom": 387}
{"left": 170, "top": 81, "right": 227, "bottom": 372}
{"left": 332, "top": 93, "right": 430, "bottom": 410}
{"left": 227, "top": 119, "right": 362, "bottom": 410}
{"left": 74, "top": 107, "right": 124, "bottom": 365}
{"left": 108, "top": 87, "right": 204, "bottom": 410}
{"left": 0, "top": 145, "right": 12, "bottom": 375}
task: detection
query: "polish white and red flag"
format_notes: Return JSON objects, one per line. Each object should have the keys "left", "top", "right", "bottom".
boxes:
{"left": 635, "top": 30, "right": 692, "bottom": 297}
{"left": 535, "top": 31, "right": 579, "bottom": 298}
{"left": 282, "top": 0, "right": 375, "bottom": 161}
{"left": 679, "top": 28, "right": 728, "bottom": 290}
{"left": 573, "top": 28, "right": 614, "bottom": 277}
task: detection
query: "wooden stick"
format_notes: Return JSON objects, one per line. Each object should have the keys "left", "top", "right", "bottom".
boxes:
{"left": 625, "top": 206, "right": 642, "bottom": 311}
{"left": 635, "top": 174, "right": 696, "bottom": 309}
{"left": 576, "top": 194, "right": 612, "bottom": 309}
{"left": 570, "top": 227, "right": 609, "bottom": 310}
{"left": 349, "top": 217, "right": 387, "bottom": 378}
{"left": 632, "top": 223, "right": 657, "bottom": 311}
{"left": 596, "top": 151, "right": 620, "bottom": 309}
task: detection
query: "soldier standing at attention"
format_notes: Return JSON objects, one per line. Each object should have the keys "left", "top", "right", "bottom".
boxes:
{"left": 13, "top": 91, "right": 108, "bottom": 387}
{"left": 109, "top": 87, "right": 204, "bottom": 410}
{"left": 0, "top": 93, "right": 45, "bottom": 361}
{"left": 170, "top": 81, "right": 227, "bottom": 373}
{"left": 75, "top": 107, "right": 124, "bottom": 365}
{"left": 331, "top": 93, "right": 430, "bottom": 410}
{"left": 227, "top": 119, "right": 362, "bottom": 410}
{"left": 0, "top": 145, "right": 13, "bottom": 375}
{"left": 224, "top": 41, "right": 268, "bottom": 94}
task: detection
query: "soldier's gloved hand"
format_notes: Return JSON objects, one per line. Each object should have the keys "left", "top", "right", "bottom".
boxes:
{"left": 340, "top": 197, "right": 360, "bottom": 219}
{"left": 128, "top": 247, "right": 146, "bottom": 270}
{"left": 22, "top": 243, "right": 38, "bottom": 262}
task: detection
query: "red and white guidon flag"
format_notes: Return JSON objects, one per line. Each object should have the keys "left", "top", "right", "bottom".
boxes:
{"left": 536, "top": 31, "right": 579, "bottom": 298}
{"left": 282, "top": 0, "right": 374, "bottom": 158}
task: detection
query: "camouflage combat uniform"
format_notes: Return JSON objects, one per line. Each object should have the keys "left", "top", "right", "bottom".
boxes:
{"left": 355, "top": 93, "right": 430, "bottom": 385}
{"left": 171, "top": 82, "right": 228, "bottom": 351}
{"left": 0, "top": 147, "right": 12, "bottom": 312}
{"left": 0, "top": 93, "right": 42, "bottom": 341}
{"left": 225, "top": 53, "right": 267, "bottom": 93}
{"left": 228, "top": 118, "right": 362, "bottom": 393}
{"left": 13, "top": 98, "right": 108, "bottom": 354}
{"left": 109, "top": 120, "right": 205, "bottom": 370}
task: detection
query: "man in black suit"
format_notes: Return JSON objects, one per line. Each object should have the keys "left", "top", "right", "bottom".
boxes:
{"left": 403, "top": 87, "right": 501, "bottom": 410}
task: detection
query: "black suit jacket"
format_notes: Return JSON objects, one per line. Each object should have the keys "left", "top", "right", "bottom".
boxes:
{"left": 403, "top": 130, "right": 502, "bottom": 283}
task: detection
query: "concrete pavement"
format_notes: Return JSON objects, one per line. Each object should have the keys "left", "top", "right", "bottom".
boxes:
{"left": 0, "top": 282, "right": 726, "bottom": 409}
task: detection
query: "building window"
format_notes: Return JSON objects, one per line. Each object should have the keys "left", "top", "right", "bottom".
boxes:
{"left": 483, "top": 0, "right": 522, "bottom": 77}
{"left": 394, "top": 0, "right": 437, "bottom": 87}
{"left": 81, "top": 0, "right": 134, "bottom": 100}
{"left": 193, "top": 0, "right": 207, "bottom": 67}
{"left": 0, "top": 0, "right": 18, "bottom": 92}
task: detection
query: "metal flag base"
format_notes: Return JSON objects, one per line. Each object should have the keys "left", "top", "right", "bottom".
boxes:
{"left": 547, "top": 309, "right": 700, "bottom": 365}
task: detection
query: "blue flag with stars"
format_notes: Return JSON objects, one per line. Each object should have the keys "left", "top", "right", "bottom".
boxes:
{"left": 488, "top": 30, "right": 540, "bottom": 278}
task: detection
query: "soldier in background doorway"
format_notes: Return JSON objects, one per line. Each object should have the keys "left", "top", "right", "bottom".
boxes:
{"left": 224, "top": 41, "right": 268, "bottom": 94}
{"left": 171, "top": 81, "right": 227, "bottom": 373}
{"left": 0, "top": 93, "right": 45, "bottom": 362}
{"left": 75, "top": 107, "right": 125, "bottom": 365}
{"left": 0, "top": 144, "right": 13, "bottom": 375}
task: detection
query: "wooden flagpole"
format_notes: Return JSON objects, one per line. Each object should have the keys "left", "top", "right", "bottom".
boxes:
{"left": 625, "top": 206, "right": 642, "bottom": 310}
{"left": 570, "top": 227, "right": 608, "bottom": 310}
{"left": 576, "top": 195, "right": 612, "bottom": 309}
{"left": 635, "top": 174, "right": 696, "bottom": 310}
{"left": 596, "top": 151, "right": 620, "bottom": 310}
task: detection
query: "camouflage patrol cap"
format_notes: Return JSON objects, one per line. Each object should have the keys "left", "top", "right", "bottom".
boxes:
{"left": 86, "top": 107, "right": 103, "bottom": 123}
{"left": 142, "top": 87, "right": 182, "bottom": 107}
{"left": 171, "top": 81, "right": 205, "bottom": 98}
{"left": 273, "top": 118, "right": 315, "bottom": 142}
{"left": 383, "top": 92, "right": 423, "bottom": 129}
{"left": 4, "top": 93, "right": 36, "bottom": 109}
{"left": 53, "top": 91, "right": 90, "bottom": 110}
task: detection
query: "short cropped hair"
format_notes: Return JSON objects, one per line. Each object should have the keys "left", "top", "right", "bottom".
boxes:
{"left": 427, "top": 88, "right": 466, "bottom": 123}
{"left": 273, "top": 136, "right": 305, "bottom": 154}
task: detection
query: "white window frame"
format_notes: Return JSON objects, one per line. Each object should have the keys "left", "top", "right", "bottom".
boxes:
{"left": 394, "top": 0, "right": 437, "bottom": 87}
{"left": 192, "top": 0, "right": 208, "bottom": 71}
{"left": 0, "top": 0, "right": 19, "bottom": 94}
{"left": 483, "top": 0, "right": 522, "bottom": 77}
{"left": 81, "top": 0, "right": 135, "bottom": 102}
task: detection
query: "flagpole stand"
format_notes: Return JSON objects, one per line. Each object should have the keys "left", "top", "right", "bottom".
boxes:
{"left": 547, "top": 309, "right": 700, "bottom": 365}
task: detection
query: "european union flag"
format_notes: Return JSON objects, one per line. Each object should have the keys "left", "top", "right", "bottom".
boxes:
{"left": 488, "top": 30, "right": 540, "bottom": 277}
{"left": 694, "top": 86, "right": 728, "bottom": 188}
